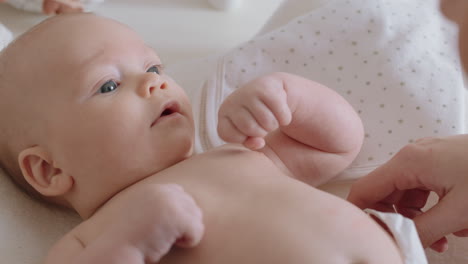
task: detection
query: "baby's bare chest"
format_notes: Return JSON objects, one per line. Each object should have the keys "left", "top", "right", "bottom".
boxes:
{"left": 145, "top": 145, "right": 289, "bottom": 198}
{"left": 149, "top": 146, "right": 357, "bottom": 263}
{"left": 75, "top": 145, "right": 399, "bottom": 264}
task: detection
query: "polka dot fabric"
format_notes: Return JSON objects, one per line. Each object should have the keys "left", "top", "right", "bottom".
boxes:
{"left": 198, "top": 0, "right": 465, "bottom": 181}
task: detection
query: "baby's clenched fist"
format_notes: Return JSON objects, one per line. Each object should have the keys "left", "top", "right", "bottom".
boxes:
{"left": 217, "top": 74, "right": 292, "bottom": 150}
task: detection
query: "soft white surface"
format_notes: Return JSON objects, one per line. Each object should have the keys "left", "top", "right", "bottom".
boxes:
{"left": 0, "top": 0, "right": 283, "bottom": 65}
{"left": 0, "top": 23, "right": 12, "bottom": 49}
{"left": 1, "top": 0, "right": 468, "bottom": 264}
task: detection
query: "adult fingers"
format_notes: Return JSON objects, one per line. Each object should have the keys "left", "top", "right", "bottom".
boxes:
{"left": 414, "top": 194, "right": 465, "bottom": 248}
{"left": 348, "top": 144, "right": 431, "bottom": 209}
{"left": 453, "top": 229, "right": 468, "bottom": 237}
{"left": 429, "top": 237, "right": 449, "bottom": 253}
{"left": 348, "top": 161, "right": 406, "bottom": 209}
{"left": 397, "top": 189, "right": 431, "bottom": 209}
{"left": 43, "top": 0, "right": 60, "bottom": 14}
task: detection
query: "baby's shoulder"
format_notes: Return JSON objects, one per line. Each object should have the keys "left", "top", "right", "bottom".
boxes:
{"left": 43, "top": 228, "right": 84, "bottom": 264}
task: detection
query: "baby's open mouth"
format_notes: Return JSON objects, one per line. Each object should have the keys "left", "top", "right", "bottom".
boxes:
{"left": 161, "top": 108, "right": 174, "bottom": 116}
{"left": 151, "top": 101, "right": 181, "bottom": 127}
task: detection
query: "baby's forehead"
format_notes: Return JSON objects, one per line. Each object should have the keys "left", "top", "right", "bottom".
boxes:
{"left": 0, "top": 14, "right": 153, "bottom": 94}
{"left": 9, "top": 14, "right": 153, "bottom": 74}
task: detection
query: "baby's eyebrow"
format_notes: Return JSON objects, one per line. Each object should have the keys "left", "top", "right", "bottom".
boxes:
{"left": 76, "top": 47, "right": 107, "bottom": 70}
{"left": 143, "top": 45, "right": 161, "bottom": 62}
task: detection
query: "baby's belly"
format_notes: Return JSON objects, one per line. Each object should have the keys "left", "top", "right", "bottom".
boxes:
{"left": 140, "top": 145, "right": 401, "bottom": 264}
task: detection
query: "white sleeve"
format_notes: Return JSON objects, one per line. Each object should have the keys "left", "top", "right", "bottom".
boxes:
{"left": 365, "top": 209, "right": 428, "bottom": 264}
{"left": 0, "top": 23, "right": 13, "bottom": 51}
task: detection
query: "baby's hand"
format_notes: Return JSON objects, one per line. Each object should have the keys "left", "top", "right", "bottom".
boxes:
{"left": 217, "top": 74, "right": 292, "bottom": 150}
{"left": 43, "top": 0, "right": 83, "bottom": 14}
{"left": 110, "top": 184, "right": 204, "bottom": 262}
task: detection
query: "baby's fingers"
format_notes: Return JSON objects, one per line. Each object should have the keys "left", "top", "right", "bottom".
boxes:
{"left": 453, "top": 229, "right": 468, "bottom": 237}
{"left": 217, "top": 116, "right": 247, "bottom": 143}
{"left": 249, "top": 100, "right": 280, "bottom": 132}
{"left": 173, "top": 186, "right": 204, "bottom": 248}
{"left": 258, "top": 89, "right": 292, "bottom": 127}
{"left": 218, "top": 107, "right": 267, "bottom": 143}
{"left": 243, "top": 137, "right": 266, "bottom": 150}
{"left": 175, "top": 208, "right": 204, "bottom": 248}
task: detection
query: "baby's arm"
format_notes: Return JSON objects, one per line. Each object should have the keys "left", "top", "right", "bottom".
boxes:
{"left": 45, "top": 184, "right": 204, "bottom": 264}
{"left": 217, "top": 72, "right": 364, "bottom": 186}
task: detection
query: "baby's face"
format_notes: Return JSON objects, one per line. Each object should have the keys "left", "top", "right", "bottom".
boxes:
{"left": 19, "top": 15, "right": 195, "bottom": 197}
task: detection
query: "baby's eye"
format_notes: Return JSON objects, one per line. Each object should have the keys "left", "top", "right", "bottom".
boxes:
{"left": 99, "top": 80, "right": 119, "bottom": 94}
{"left": 146, "top": 65, "right": 161, "bottom": 74}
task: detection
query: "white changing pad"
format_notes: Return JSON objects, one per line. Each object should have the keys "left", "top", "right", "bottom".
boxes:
{"left": 0, "top": 0, "right": 468, "bottom": 263}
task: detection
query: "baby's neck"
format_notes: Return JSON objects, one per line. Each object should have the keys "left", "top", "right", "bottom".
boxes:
{"left": 68, "top": 182, "right": 135, "bottom": 220}
{"left": 69, "top": 153, "right": 195, "bottom": 219}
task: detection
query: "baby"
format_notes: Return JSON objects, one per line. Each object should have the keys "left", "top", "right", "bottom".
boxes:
{"left": 0, "top": 13, "right": 403, "bottom": 264}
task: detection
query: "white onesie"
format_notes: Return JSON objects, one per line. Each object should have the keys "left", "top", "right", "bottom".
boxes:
{"left": 366, "top": 209, "right": 428, "bottom": 264}
{"left": 187, "top": 0, "right": 465, "bottom": 182}
{"left": 0, "top": 23, "right": 13, "bottom": 50}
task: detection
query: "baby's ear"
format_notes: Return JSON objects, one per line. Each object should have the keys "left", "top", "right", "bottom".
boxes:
{"left": 18, "top": 146, "right": 73, "bottom": 197}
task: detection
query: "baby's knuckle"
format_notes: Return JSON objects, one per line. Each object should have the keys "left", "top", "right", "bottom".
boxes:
{"left": 220, "top": 128, "right": 244, "bottom": 143}
{"left": 252, "top": 75, "right": 281, "bottom": 92}
{"left": 237, "top": 120, "right": 256, "bottom": 134}
{"left": 258, "top": 114, "right": 277, "bottom": 131}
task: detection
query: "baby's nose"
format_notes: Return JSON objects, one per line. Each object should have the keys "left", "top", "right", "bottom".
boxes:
{"left": 148, "top": 81, "right": 167, "bottom": 94}
{"left": 139, "top": 73, "right": 167, "bottom": 97}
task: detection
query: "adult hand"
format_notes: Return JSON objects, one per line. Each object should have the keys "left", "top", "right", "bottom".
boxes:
{"left": 43, "top": 0, "right": 83, "bottom": 15}
{"left": 347, "top": 134, "right": 468, "bottom": 252}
